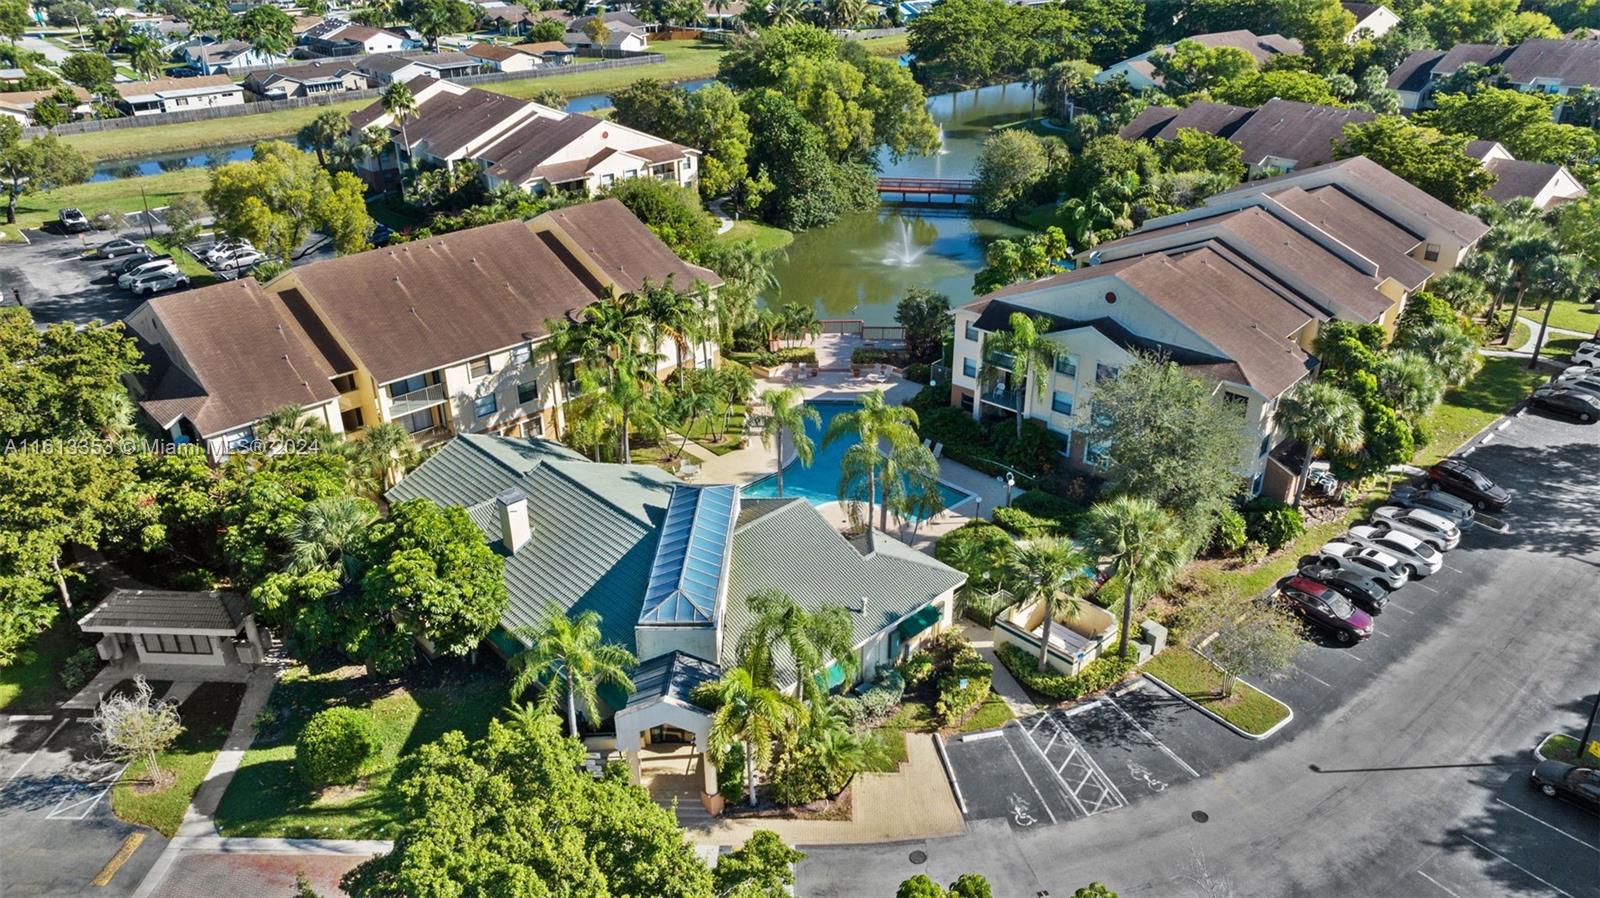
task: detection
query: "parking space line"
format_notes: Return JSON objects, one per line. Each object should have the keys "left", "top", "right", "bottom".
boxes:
{"left": 1417, "top": 871, "right": 1465, "bottom": 898}
{"left": 1104, "top": 697, "right": 1200, "bottom": 779}
{"left": 1002, "top": 726, "right": 1059, "bottom": 824}
{"left": 1332, "top": 651, "right": 1366, "bottom": 662}
{"left": 1387, "top": 604, "right": 1416, "bottom": 615}
{"left": 1493, "top": 798, "right": 1600, "bottom": 852}
{"left": 1300, "top": 671, "right": 1335, "bottom": 688}
{"left": 1, "top": 717, "right": 68, "bottom": 791}
{"left": 1411, "top": 583, "right": 1440, "bottom": 593}
{"left": 1372, "top": 630, "right": 1391, "bottom": 638}
{"left": 1460, "top": 835, "right": 1576, "bottom": 898}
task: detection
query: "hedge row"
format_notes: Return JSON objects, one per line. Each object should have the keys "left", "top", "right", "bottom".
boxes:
{"left": 995, "top": 642, "right": 1138, "bottom": 701}
{"left": 725, "top": 347, "right": 819, "bottom": 368}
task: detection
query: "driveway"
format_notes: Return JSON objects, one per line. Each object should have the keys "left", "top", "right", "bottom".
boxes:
{"left": 0, "top": 715, "right": 166, "bottom": 896}
{"left": 799, "top": 407, "right": 1600, "bottom": 897}
{"left": 0, "top": 229, "right": 147, "bottom": 326}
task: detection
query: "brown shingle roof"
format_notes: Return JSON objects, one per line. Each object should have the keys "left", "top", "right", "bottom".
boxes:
{"left": 114, "top": 74, "right": 237, "bottom": 99}
{"left": 137, "top": 279, "right": 341, "bottom": 436}
{"left": 1189, "top": 29, "right": 1302, "bottom": 63}
{"left": 1119, "top": 101, "right": 1253, "bottom": 142}
{"left": 518, "top": 41, "right": 572, "bottom": 54}
{"left": 481, "top": 112, "right": 600, "bottom": 184}
{"left": 466, "top": 42, "right": 526, "bottom": 61}
{"left": 1269, "top": 185, "right": 1433, "bottom": 290}
{"left": 1226, "top": 99, "right": 1374, "bottom": 168}
{"left": 1484, "top": 158, "right": 1582, "bottom": 204}
{"left": 533, "top": 198, "right": 723, "bottom": 295}
{"left": 79, "top": 588, "right": 249, "bottom": 633}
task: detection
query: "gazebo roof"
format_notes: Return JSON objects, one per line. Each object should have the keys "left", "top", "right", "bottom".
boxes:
{"left": 78, "top": 589, "right": 250, "bottom": 635}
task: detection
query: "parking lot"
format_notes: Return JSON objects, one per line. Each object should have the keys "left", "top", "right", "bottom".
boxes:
{"left": 0, "top": 715, "right": 164, "bottom": 896}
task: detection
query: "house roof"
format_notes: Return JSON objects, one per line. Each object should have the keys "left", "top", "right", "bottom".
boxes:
{"left": 1387, "top": 49, "right": 1447, "bottom": 92}
{"left": 1187, "top": 29, "right": 1302, "bottom": 63}
{"left": 1484, "top": 157, "right": 1584, "bottom": 204}
{"left": 466, "top": 42, "right": 526, "bottom": 61}
{"left": 135, "top": 279, "right": 343, "bottom": 437}
{"left": 518, "top": 41, "right": 572, "bottom": 54}
{"left": 1341, "top": 2, "right": 1381, "bottom": 18}
{"left": 355, "top": 52, "right": 424, "bottom": 74}
{"left": 533, "top": 199, "right": 723, "bottom": 294}
{"left": 480, "top": 112, "right": 603, "bottom": 182}
{"left": 1121, "top": 99, "right": 1373, "bottom": 170}
{"left": 1267, "top": 184, "right": 1433, "bottom": 290}
{"left": 1119, "top": 101, "right": 1253, "bottom": 143}
{"left": 79, "top": 588, "right": 249, "bottom": 634}
{"left": 114, "top": 74, "right": 238, "bottom": 99}
{"left": 971, "top": 297, "right": 1244, "bottom": 376}
{"left": 245, "top": 60, "right": 360, "bottom": 85}
{"left": 627, "top": 650, "right": 721, "bottom": 707}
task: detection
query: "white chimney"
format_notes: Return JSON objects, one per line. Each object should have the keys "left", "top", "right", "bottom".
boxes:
{"left": 497, "top": 488, "right": 531, "bottom": 553}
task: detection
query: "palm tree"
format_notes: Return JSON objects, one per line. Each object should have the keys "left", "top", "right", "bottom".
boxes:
{"left": 779, "top": 302, "right": 819, "bottom": 344}
{"left": 1085, "top": 496, "right": 1185, "bottom": 660}
{"left": 701, "top": 665, "right": 805, "bottom": 806}
{"left": 735, "top": 590, "right": 857, "bottom": 707}
{"left": 1529, "top": 254, "right": 1594, "bottom": 369}
{"left": 608, "top": 343, "right": 662, "bottom": 463}
{"left": 667, "top": 378, "right": 717, "bottom": 458}
{"left": 758, "top": 386, "right": 819, "bottom": 498}
{"left": 979, "top": 312, "right": 1063, "bottom": 438}
{"left": 256, "top": 404, "right": 329, "bottom": 451}
{"left": 804, "top": 704, "right": 888, "bottom": 793}
{"left": 821, "top": 389, "right": 921, "bottom": 542}
{"left": 640, "top": 281, "right": 701, "bottom": 386}
{"left": 298, "top": 109, "right": 351, "bottom": 169}
{"left": 359, "top": 124, "right": 392, "bottom": 171}
{"left": 288, "top": 495, "right": 377, "bottom": 583}
{"left": 353, "top": 421, "right": 420, "bottom": 492}
{"left": 1391, "top": 324, "right": 1482, "bottom": 388}
{"left": 1003, "top": 538, "right": 1096, "bottom": 672}
{"left": 1373, "top": 351, "right": 1444, "bottom": 417}
{"left": 509, "top": 610, "right": 637, "bottom": 737}
{"left": 124, "top": 34, "right": 164, "bottom": 80}
{"left": 716, "top": 363, "right": 757, "bottom": 441}
{"left": 767, "top": 0, "right": 804, "bottom": 27}
{"left": 1025, "top": 65, "right": 1047, "bottom": 118}
{"left": 380, "top": 81, "right": 418, "bottom": 184}
{"left": 1274, "top": 380, "right": 1366, "bottom": 508}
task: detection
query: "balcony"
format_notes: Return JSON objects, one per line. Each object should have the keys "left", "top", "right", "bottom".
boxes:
{"left": 386, "top": 382, "right": 448, "bottom": 418}
{"left": 979, "top": 385, "right": 1023, "bottom": 411}
{"left": 983, "top": 350, "right": 1016, "bottom": 371}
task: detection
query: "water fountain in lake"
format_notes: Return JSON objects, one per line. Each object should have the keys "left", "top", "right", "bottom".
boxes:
{"left": 881, "top": 218, "right": 928, "bottom": 267}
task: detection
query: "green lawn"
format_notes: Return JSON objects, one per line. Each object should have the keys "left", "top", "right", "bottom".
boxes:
{"left": 112, "top": 681, "right": 246, "bottom": 836}
{"left": 864, "top": 699, "right": 935, "bottom": 772}
{"left": 1540, "top": 335, "right": 1586, "bottom": 362}
{"left": 1143, "top": 647, "right": 1290, "bottom": 736}
{"left": 1480, "top": 318, "right": 1529, "bottom": 350}
{"left": 11, "top": 167, "right": 212, "bottom": 232}
{"left": 715, "top": 219, "right": 795, "bottom": 254}
{"left": 214, "top": 665, "right": 509, "bottom": 839}
{"left": 0, "top": 618, "right": 96, "bottom": 712}
{"left": 1179, "top": 496, "right": 1380, "bottom": 610}
{"left": 1413, "top": 355, "right": 1546, "bottom": 466}
{"left": 1538, "top": 733, "right": 1599, "bottom": 769}
{"left": 959, "top": 693, "right": 1015, "bottom": 733}
{"left": 680, "top": 404, "right": 747, "bottom": 455}
{"left": 1536, "top": 299, "right": 1600, "bottom": 336}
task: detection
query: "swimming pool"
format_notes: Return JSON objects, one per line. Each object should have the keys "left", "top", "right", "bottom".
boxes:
{"left": 743, "top": 400, "right": 971, "bottom": 516}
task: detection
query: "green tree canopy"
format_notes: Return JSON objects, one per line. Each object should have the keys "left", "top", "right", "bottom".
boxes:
{"left": 1154, "top": 128, "right": 1246, "bottom": 181}
{"left": 1152, "top": 40, "right": 1256, "bottom": 95}
{"left": 1212, "top": 69, "right": 1340, "bottom": 106}
{"left": 204, "top": 140, "right": 372, "bottom": 261}
{"left": 1338, "top": 116, "right": 1494, "bottom": 209}
{"left": 0, "top": 307, "right": 144, "bottom": 443}
{"left": 906, "top": 0, "right": 1086, "bottom": 90}
{"left": 712, "top": 830, "right": 805, "bottom": 898}
{"left": 59, "top": 51, "right": 114, "bottom": 90}
{"left": 895, "top": 287, "right": 953, "bottom": 363}
{"left": 602, "top": 175, "right": 716, "bottom": 260}
{"left": 239, "top": 3, "right": 294, "bottom": 55}
{"left": 1420, "top": 88, "right": 1600, "bottom": 166}
{"left": 0, "top": 119, "right": 91, "bottom": 224}
{"left": 972, "top": 227, "right": 1068, "bottom": 295}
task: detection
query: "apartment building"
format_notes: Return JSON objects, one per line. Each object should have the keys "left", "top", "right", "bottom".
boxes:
{"left": 1096, "top": 30, "right": 1303, "bottom": 90}
{"left": 1388, "top": 38, "right": 1600, "bottom": 112}
{"left": 1341, "top": 2, "right": 1400, "bottom": 41}
{"left": 349, "top": 78, "right": 698, "bottom": 195}
{"left": 940, "top": 155, "right": 1486, "bottom": 498}
{"left": 125, "top": 199, "right": 722, "bottom": 458}
{"left": 1467, "top": 140, "right": 1589, "bottom": 209}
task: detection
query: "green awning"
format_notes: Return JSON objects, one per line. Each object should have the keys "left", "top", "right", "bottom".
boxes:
{"left": 487, "top": 627, "right": 524, "bottom": 659}
{"left": 894, "top": 604, "right": 942, "bottom": 641}
{"left": 814, "top": 660, "right": 847, "bottom": 692}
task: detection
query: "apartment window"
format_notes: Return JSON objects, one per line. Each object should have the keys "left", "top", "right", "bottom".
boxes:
{"left": 469, "top": 356, "right": 494, "bottom": 378}
{"left": 600, "top": 173, "right": 615, "bottom": 186}
{"left": 960, "top": 394, "right": 974, "bottom": 412}
{"left": 511, "top": 345, "right": 531, "bottom": 366}
{"left": 1051, "top": 391, "right": 1073, "bottom": 415}
{"left": 388, "top": 372, "right": 434, "bottom": 398}
{"left": 331, "top": 373, "right": 357, "bottom": 393}
{"left": 1251, "top": 472, "right": 1265, "bottom": 496}
{"left": 964, "top": 322, "right": 978, "bottom": 342}
{"left": 1084, "top": 441, "right": 1112, "bottom": 469}
{"left": 1054, "top": 428, "right": 1073, "bottom": 458}
{"left": 398, "top": 408, "right": 436, "bottom": 434}
{"left": 1095, "top": 363, "right": 1120, "bottom": 383}
{"left": 962, "top": 357, "right": 977, "bottom": 378}
{"left": 1055, "top": 354, "right": 1077, "bottom": 379}
{"left": 1223, "top": 391, "right": 1250, "bottom": 418}
{"left": 517, "top": 380, "right": 538, "bottom": 404}
{"left": 1423, "top": 243, "right": 1440, "bottom": 262}
{"left": 141, "top": 633, "right": 212, "bottom": 655}
{"left": 474, "top": 394, "right": 499, "bottom": 418}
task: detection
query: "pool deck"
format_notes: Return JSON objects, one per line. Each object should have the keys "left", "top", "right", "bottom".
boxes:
{"left": 685, "top": 370, "right": 1010, "bottom": 553}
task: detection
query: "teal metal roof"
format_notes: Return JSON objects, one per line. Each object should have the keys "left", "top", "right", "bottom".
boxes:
{"left": 639, "top": 485, "right": 737, "bottom": 627}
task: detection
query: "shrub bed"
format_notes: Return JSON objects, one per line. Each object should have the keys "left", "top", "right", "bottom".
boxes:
{"left": 935, "top": 647, "right": 992, "bottom": 725}
{"left": 1242, "top": 497, "right": 1305, "bottom": 551}
{"left": 995, "top": 643, "right": 1138, "bottom": 701}
{"left": 726, "top": 347, "right": 818, "bottom": 368}
{"left": 906, "top": 388, "right": 1062, "bottom": 478}
{"left": 1010, "top": 490, "right": 1091, "bottom": 535}
{"left": 296, "top": 706, "right": 381, "bottom": 787}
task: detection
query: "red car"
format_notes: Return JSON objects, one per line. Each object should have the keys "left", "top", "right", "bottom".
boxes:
{"left": 1276, "top": 576, "right": 1375, "bottom": 644}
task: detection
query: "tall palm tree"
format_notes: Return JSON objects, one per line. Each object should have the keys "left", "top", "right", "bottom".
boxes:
{"left": 735, "top": 590, "right": 857, "bottom": 707}
{"left": 288, "top": 495, "right": 377, "bottom": 583}
{"left": 298, "top": 109, "right": 351, "bottom": 169}
{"left": 256, "top": 404, "right": 327, "bottom": 450}
{"left": 667, "top": 377, "right": 717, "bottom": 458}
{"left": 1085, "top": 496, "right": 1185, "bottom": 659}
{"left": 1373, "top": 351, "right": 1444, "bottom": 418}
{"left": 716, "top": 363, "right": 757, "bottom": 441}
{"left": 509, "top": 610, "right": 637, "bottom": 737}
{"left": 766, "top": 0, "right": 804, "bottom": 27}
{"left": 821, "top": 389, "right": 921, "bottom": 543}
{"left": 380, "top": 81, "right": 418, "bottom": 184}
{"left": 979, "top": 312, "right": 1063, "bottom": 437}
{"left": 1274, "top": 380, "right": 1366, "bottom": 509}
{"left": 124, "top": 34, "right": 164, "bottom": 79}
{"left": 641, "top": 281, "right": 701, "bottom": 386}
{"left": 607, "top": 343, "right": 662, "bottom": 463}
{"left": 701, "top": 665, "right": 805, "bottom": 806}
{"left": 1003, "top": 538, "right": 1096, "bottom": 672}
{"left": 1390, "top": 324, "right": 1482, "bottom": 388}
{"left": 359, "top": 124, "right": 392, "bottom": 171}
{"left": 1529, "top": 254, "right": 1593, "bottom": 369}
{"left": 758, "top": 386, "right": 819, "bottom": 498}
{"left": 353, "top": 421, "right": 420, "bottom": 492}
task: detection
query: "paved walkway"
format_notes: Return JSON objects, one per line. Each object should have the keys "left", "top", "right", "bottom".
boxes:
{"left": 707, "top": 197, "right": 735, "bottom": 235}
{"left": 684, "top": 732, "right": 964, "bottom": 848}
{"left": 1481, "top": 315, "right": 1592, "bottom": 360}
{"left": 961, "top": 623, "right": 1039, "bottom": 717}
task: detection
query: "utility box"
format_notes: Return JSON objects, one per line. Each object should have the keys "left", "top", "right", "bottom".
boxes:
{"left": 1140, "top": 619, "right": 1169, "bottom": 657}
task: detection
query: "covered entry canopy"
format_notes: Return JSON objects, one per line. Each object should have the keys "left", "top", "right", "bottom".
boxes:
{"left": 79, "top": 588, "right": 250, "bottom": 636}
{"left": 614, "top": 650, "right": 721, "bottom": 747}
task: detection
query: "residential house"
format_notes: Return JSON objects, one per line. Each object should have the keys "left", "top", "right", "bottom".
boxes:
{"left": 0, "top": 86, "right": 92, "bottom": 124}
{"left": 354, "top": 51, "right": 482, "bottom": 84}
{"left": 465, "top": 42, "right": 542, "bottom": 73}
{"left": 388, "top": 434, "right": 965, "bottom": 798}
{"left": 1341, "top": 2, "right": 1399, "bottom": 41}
{"left": 1120, "top": 98, "right": 1375, "bottom": 176}
{"left": 304, "top": 22, "right": 411, "bottom": 55}
{"left": 349, "top": 78, "right": 699, "bottom": 195}
{"left": 242, "top": 60, "right": 370, "bottom": 99}
{"left": 292, "top": 15, "right": 325, "bottom": 37}
{"left": 125, "top": 199, "right": 722, "bottom": 458}
{"left": 480, "top": 3, "right": 536, "bottom": 35}
{"left": 564, "top": 10, "right": 650, "bottom": 52}
{"left": 939, "top": 156, "right": 1486, "bottom": 499}
{"left": 1466, "top": 140, "right": 1589, "bottom": 208}
{"left": 1095, "top": 30, "right": 1303, "bottom": 89}
{"left": 517, "top": 41, "right": 576, "bottom": 65}
{"left": 114, "top": 75, "right": 245, "bottom": 116}
{"left": 1387, "top": 39, "right": 1600, "bottom": 112}
{"left": 181, "top": 38, "right": 288, "bottom": 74}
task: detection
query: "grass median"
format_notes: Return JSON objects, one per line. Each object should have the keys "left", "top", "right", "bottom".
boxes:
{"left": 1413, "top": 355, "right": 1547, "bottom": 466}
{"left": 111, "top": 681, "right": 246, "bottom": 836}
{"left": 1143, "top": 647, "right": 1290, "bottom": 737}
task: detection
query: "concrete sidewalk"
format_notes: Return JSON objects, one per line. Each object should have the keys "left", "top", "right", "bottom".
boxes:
{"left": 961, "top": 623, "right": 1039, "bottom": 717}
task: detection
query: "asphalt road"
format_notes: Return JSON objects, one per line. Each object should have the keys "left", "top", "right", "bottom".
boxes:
{"left": 800, "top": 406, "right": 1600, "bottom": 897}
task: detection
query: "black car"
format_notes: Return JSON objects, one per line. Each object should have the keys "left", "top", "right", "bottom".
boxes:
{"left": 1426, "top": 457, "right": 1510, "bottom": 512}
{"left": 1529, "top": 761, "right": 1600, "bottom": 814}
{"left": 1529, "top": 385, "right": 1600, "bottom": 422}
{"left": 109, "top": 250, "right": 162, "bottom": 275}
{"left": 1291, "top": 565, "right": 1389, "bottom": 615}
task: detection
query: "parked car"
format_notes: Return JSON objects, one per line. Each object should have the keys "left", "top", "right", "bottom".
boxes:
{"left": 211, "top": 248, "right": 266, "bottom": 270}
{"left": 1529, "top": 384, "right": 1600, "bottom": 422}
{"left": 1343, "top": 525, "right": 1443, "bottom": 577}
{"left": 1555, "top": 363, "right": 1600, "bottom": 384}
{"left": 1275, "top": 576, "right": 1374, "bottom": 644}
{"left": 97, "top": 237, "right": 146, "bottom": 258}
{"left": 1426, "top": 457, "right": 1510, "bottom": 512}
{"left": 126, "top": 269, "right": 189, "bottom": 296}
{"left": 1529, "top": 761, "right": 1600, "bottom": 814}
{"left": 1570, "top": 340, "right": 1600, "bottom": 367}
{"left": 108, "top": 249, "right": 161, "bottom": 275}
{"left": 1291, "top": 564, "right": 1389, "bottom": 615}
{"left": 1311, "top": 541, "right": 1411, "bottom": 590}
{"left": 202, "top": 240, "right": 254, "bottom": 264}
{"left": 118, "top": 257, "right": 179, "bottom": 288}
{"left": 58, "top": 208, "right": 90, "bottom": 233}
{"left": 369, "top": 222, "right": 394, "bottom": 246}
{"left": 1368, "top": 506, "right": 1461, "bottom": 551}
{"left": 1387, "top": 485, "right": 1476, "bottom": 525}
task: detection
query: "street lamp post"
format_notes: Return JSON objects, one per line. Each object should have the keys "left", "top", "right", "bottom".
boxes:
{"left": 974, "top": 495, "right": 983, "bottom": 521}
{"left": 1004, "top": 471, "right": 1015, "bottom": 507}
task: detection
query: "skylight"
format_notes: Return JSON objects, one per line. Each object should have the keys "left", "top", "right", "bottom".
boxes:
{"left": 638, "top": 484, "right": 738, "bottom": 627}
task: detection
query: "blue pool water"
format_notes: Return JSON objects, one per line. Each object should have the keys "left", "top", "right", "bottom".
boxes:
{"left": 743, "top": 401, "right": 970, "bottom": 516}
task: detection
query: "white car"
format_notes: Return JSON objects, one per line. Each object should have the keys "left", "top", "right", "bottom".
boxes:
{"left": 212, "top": 248, "right": 265, "bottom": 270}
{"left": 1570, "top": 340, "right": 1600, "bottom": 367}
{"left": 202, "top": 240, "right": 253, "bottom": 264}
{"left": 1344, "top": 525, "right": 1443, "bottom": 577}
{"left": 1369, "top": 506, "right": 1461, "bottom": 551}
{"left": 117, "top": 257, "right": 179, "bottom": 288}
{"left": 1314, "top": 542, "right": 1411, "bottom": 590}
{"left": 126, "top": 269, "right": 189, "bottom": 296}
